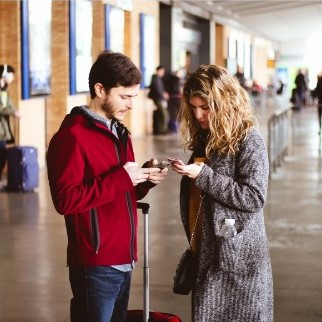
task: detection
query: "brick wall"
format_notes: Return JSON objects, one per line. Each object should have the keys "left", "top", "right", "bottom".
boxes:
{"left": 46, "top": 1, "right": 70, "bottom": 145}
{"left": 215, "top": 23, "right": 225, "bottom": 68}
{"left": 0, "top": 0, "right": 161, "bottom": 160}
{"left": 92, "top": 1, "right": 105, "bottom": 60}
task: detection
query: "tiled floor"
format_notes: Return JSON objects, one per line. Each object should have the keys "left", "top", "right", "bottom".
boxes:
{"left": 1, "top": 95, "right": 322, "bottom": 322}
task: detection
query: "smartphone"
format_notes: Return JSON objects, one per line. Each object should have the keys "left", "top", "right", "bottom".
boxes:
{"left": 167, "top": 158, "right": 185, "bottom": 166}
{"left": 153, "top": 160, "right": 170, "bottom": 170}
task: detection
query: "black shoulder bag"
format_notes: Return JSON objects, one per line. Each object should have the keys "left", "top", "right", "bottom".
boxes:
{"left": 173, "top": 194, "right": 204, "bottom": 295}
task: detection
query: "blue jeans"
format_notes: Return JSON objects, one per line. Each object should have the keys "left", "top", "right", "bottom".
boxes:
{"left": 69, "top": 266, "right": 132, "bottom": 322}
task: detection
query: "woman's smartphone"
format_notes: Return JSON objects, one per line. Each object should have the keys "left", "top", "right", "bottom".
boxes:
{"left": 167, "top": 158, "right": 185, "bottom": 166}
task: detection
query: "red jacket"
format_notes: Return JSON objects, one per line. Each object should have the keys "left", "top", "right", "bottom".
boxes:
{"left": 47, "top": 107, "right": 152, "bottom": 266}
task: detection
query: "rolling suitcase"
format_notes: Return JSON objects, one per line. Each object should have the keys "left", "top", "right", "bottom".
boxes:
{"left": 6, "top": 146, "right": 39, "bottom": 192}
{"left": 126, "top": 202, "right": 182, "bottom": 322}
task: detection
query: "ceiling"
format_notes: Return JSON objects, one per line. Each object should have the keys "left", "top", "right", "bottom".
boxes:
{"left": 180, "top": 1, "right": 322, "bottom": 43}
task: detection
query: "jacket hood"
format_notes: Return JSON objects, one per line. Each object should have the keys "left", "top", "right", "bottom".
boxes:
{"left": 60, "top": 105, "right": 130, "bottom": 148}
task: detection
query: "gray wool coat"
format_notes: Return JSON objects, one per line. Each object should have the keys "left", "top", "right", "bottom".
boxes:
{"left": 180, "top": 129, "right": 273, "bottom": 322}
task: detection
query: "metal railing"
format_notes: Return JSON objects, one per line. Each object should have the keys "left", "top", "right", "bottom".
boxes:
{"left": 267, "top": 107, "right": 292, "bottom": 178}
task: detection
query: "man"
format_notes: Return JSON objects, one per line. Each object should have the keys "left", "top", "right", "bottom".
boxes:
{"left": 148, "top": 65, "right": 169, "bottom": 135}
{"left": 165, "top": 69, "right": 183, "bottom": 133}
{"left": 0, "top": 64, "right": 21, "bottom": 181}
{"left": 47, "top": 51, "right": 168, "bottom": 322}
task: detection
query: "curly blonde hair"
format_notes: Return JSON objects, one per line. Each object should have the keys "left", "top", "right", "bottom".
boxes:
{"left": 179, "top": 64, "right": 257, "bottom": 157}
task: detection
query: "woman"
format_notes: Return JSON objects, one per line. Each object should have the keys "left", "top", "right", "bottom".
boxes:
{"left": 170, "top": 65, "right": 273, "bottom": 321}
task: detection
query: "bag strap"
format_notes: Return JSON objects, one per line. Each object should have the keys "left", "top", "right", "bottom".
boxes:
{"left": 5, "top": 115, "right": 15, "bottom": 144}
{"left": 189, "top": 193, "right": 205, "bottom": 248}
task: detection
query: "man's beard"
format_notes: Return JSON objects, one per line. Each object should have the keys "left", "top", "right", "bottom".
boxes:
{"left": 101, "top": 97, "right": 114, "bottom": 119}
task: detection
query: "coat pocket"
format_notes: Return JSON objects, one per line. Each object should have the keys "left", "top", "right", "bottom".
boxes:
{"left": 216, "top": 227, "right": 267, "bottom": 275}
{"left": 216, "top": 231, "right": 247, "bottom": 274}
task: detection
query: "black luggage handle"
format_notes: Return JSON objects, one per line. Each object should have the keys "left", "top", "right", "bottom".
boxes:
{"left": 137, "top": 202, "right": 150, "bottom": 214}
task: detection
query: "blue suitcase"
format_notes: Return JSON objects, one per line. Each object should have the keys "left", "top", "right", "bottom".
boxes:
{"left": 7, "top": 146, "right": 39, "bottom": 192}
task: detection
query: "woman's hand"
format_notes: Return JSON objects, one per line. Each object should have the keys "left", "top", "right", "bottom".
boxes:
{"left": 171, "top": 162, "right": 204, "bottom": 179}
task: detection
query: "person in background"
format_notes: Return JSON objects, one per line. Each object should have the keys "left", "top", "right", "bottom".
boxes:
{"left": 148, "top": 65, "right": 169, "bottom": 135}
{"left": 251, "top": 79, "right": 263, "bottom": 94}
{"left": 165, "top": 69, "right": 183, "bottom": 133}
{"left": 234, "top": 65, "right": 246, "bottom": 88}
{"left": 312, "top": 71, "right": 322, "bottom": 134}
{"left": 276, "top": 79, "right": 284, "bottom": 95}
{"left": 47, "top": 51, "right": 168, "bottom": 322}
{"left": 304, "top": 68, "right": 311, "bottom": 105}
{"left": 250, "top": 79, "right": 264, "bottom": 106}
{"left": 0, "top": 64, "right": 21, "bottom": 181}
{"left": 170, "top": 64, "right": 273, "bottom": 321}
{"left": 294, "top": 68, "right": 307, "bottom": 109}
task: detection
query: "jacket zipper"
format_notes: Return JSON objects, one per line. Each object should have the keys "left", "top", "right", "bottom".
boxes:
{"left": 90, "top": 208, "right": 100, "bottom": 254}
{"left": 113, "top": 130, "right": 134, "bottom": 264}
{"left": 125, "top": 192, "right": 135, "bottom": 267}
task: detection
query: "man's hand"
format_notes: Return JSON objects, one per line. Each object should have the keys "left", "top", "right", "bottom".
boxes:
{"left": 145, "top": 158, "right": 169, "bottom": 185}
{"left": 123, "top": 161, "right": 167, "bottom": 186}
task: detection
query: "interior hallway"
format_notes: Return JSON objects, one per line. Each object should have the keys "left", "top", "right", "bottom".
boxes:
{"left": 0, "top": 95, "right": 322, "bottom": 322}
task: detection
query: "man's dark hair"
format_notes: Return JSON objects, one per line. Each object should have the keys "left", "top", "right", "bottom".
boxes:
{"left": 89, "top": 51, "right": 142, "bottom": 98}
{"left": 0, "top": 64, "right": 15, "bottom": 77}
{"left": 156, "top": 65, "right": 164, "bottom": 71}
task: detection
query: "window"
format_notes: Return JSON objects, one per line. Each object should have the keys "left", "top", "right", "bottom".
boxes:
{"left": 140, "top": 13, "right": 155, "bottom": 88}
{"left": 21, "top": 0, "right": 52, "bottom": 98}
{"left": 105, "top": 5, "right": 125, "bottom": 53}
{"left": 69, "top": 0, "right": 93, "bottom": 94}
